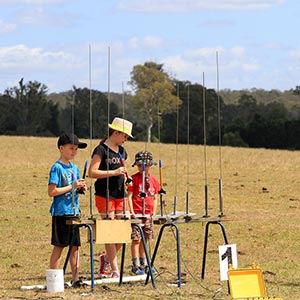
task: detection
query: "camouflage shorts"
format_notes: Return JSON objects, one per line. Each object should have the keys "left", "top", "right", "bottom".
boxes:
{"left": 131, "top": 219, "right": 154, "bottom": 241}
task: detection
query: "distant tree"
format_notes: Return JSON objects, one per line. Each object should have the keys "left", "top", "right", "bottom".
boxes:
{"left": 221, "top": 93, "right": 258, "bottom": 147}
{"left": 59, "top": 87, "right": 119, "bottom": 138}
{"left": 129, "top": 61, "right": 181, "bottom": 142}
{"left": 205, "top": 88, "right": 226, "bottom": 145}
{"left": 45, "top": 100, "right": 60, "bottom": 136}
{"left": 1, "top": 79, "right": 53, "bottom": 136}
{"left": 293, "top": 85, "right": 300, "bottom": 95}
{"left": 0, "top": 93, "right": 18, "bottom": 134}
{"left": 91, "top": 90, "right": 119, "bottom": 138}
{"left": 258, "top": 101, "right": 288, "bottom": 121}
{"left": 72, "top": 87, "right": 91, "bottom": 137}
{"left": 160, "top": 81, "right": 225, "bottom": 145}
{"left": 240, "top": 101, "right": 289, "bottom": 149}
{"left": 223, "top": 132, "right": 248, "bottom": 147}
{"left": 285, "top": 119, "right": 300, "bottom": 149}
{"left": 237, "top": 94, "right": 258, "bottom": 124}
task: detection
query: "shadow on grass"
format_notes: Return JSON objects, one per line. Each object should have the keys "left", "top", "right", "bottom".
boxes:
{"left": 280, "top": 281, "right": 300, "bottom": 287}
{"left": 4, "top": 275, "right": 45, "bottom": 283}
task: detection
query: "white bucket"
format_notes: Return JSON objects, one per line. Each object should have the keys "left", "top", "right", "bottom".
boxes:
{"left": 46, "top": 269, "right": 64, "bottom": 293}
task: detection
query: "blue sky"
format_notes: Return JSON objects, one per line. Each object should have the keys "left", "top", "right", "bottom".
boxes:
{"left": 0, "top": 0, "right": 299, "bottom": 94}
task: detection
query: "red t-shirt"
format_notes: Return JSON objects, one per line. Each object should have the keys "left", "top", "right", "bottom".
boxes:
{"left": 128, "top": 172, "right": 160, "bottom": 215}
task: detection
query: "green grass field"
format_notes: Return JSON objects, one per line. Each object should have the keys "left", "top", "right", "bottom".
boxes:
{"left": 1, "top": 135, "right": 299, "bottom": 299}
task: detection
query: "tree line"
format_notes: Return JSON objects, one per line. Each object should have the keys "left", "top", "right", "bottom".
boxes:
{"left": 1, "top": 63, "right": 300, "bottom": 150}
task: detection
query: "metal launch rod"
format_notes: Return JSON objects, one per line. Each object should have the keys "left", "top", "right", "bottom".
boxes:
{"left": 216, "top": 51, "right": 224, "bottom": 217}
{"left": 186, "top": 84, "right": 190, "bottom": 216}
{"left": 88, "top": 44, "right": 94, "bottom": 217}
{"left": 105, "top": 46, "right": 111, "bottom": 219}
{"left": 202, "top": 73, "right": 209, "bottom": 217}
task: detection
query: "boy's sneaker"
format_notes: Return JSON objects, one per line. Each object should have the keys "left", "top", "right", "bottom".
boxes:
{"left": 131, "top": 266, "right": 145, "bottom": 275}
{"left": 64, "top": 282, "right": 70, "bottom": 289}
{"left": 71, "top": 279, "right": 88, "bottom": 288}
{"left": 98, "top": 253, "right": 110, "bottom": 278}
{"left": 111, "top": 271, "right": 120, "bottom": 278}
{"left": 143, "top": 265, "right": 157, "bottom": 274}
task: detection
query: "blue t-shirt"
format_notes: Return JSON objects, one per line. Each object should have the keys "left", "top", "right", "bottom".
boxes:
{"left": 48, "top": 161, "right": 81, "bottom": 216}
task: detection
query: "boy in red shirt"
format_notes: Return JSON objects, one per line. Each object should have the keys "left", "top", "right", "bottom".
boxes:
{"left": 128, "top": 151, "right": 160, "bottom": 275}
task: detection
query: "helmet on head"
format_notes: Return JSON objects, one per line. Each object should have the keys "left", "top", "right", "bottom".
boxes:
{"left": 132, "top": 151, "right": 157, "bottom": 167}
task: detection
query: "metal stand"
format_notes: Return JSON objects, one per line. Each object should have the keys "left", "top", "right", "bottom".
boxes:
{"left": 146, "top": 222, "right": 181, "bottom": 287}
{"left": 201, "top": 220, "right": 228, "bottom": 279}
{"left": 63, "top": 223, "right": 95, "bottom": 292}
{"left": 119, "top": 243, "right": 127, "bottom": 286}
{"left": 121, "top": 223, "right": 156, "bottom": 288}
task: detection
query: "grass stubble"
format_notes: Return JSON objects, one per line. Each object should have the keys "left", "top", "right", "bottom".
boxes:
{"left": 0, "top": 135, "right": 299, "bottom": 299}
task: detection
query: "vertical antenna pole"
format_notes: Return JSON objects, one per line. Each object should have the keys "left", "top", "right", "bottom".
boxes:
{"left": 88, "top": 44, "right": 94, "bottom": 217}
{"left": 203, "top": 73, "right": 209, "bottom": 217}
{"left": 159, "top": 160, "right": 164, "bottom": 216}
{"left": 122, "top": 82, "right": 126, "bottom": 217}
{"left": 71, "top": 92, "right": 75, "bottom": 139}
{"left": 71, "top": 173, "right": 76, "bottom": 216}
{"left": 122, "top": 81, "right": 125, "bottom": 119}
{"left": 174, "top": 82, "right": 179, "bottom": 216}
{"left": 216, "top": 51, "right": 224, "bottom": 217}
{"left": 106, "top": 46, "right": 111, "bottom": 219}
{"left": 186, "top": 84, "right": 190, "bottom": 216}
{"left": 71, "top": 91, "right": 77, "bottom": 216}
{"left": 157, "top": 110, "right": 166, "bottom": 216}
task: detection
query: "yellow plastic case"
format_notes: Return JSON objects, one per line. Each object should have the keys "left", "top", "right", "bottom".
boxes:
{"left": 228, "top": 265, "right": 283, "bottom": 300}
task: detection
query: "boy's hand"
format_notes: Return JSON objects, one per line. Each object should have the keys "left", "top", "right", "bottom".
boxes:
{"left": 125, "top": 176, "right": 133, "bottom": 187}
{"left": 75, "top": 179, "right": 87, "bottom": 194}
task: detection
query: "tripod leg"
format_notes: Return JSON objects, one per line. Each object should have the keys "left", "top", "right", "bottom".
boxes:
{"left": 119, "top": 243, "right": 126, "bottom": 286}
{"left": 201, "top": 221, "right": 229, "bottom": 279}
{"left": 133, "top": 223, "right": 156, "bottom": 289}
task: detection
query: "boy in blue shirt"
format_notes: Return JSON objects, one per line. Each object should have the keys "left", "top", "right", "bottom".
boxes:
{"left": 48, "top": 133, "right": 87, "bottom": 288}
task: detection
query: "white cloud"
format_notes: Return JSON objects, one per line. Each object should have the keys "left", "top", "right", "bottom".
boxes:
{"left": 0, "top": 44, "right": 82, "bottom": 70}
{"left": 0, "top": 44, "right": 87, "bottom": 92}
{"left": 0, "top": 39, "right": 293, "bottom": 93}
{"left": 115, "top": 0, "right": 285, "bottom": 13}
{"left": 128, "top": 37, "right": 139, "bottom": 49}
{"left": 241, "top": 62, "right": 260, "bottom": 71}
{"left": 128, "top": 36, "right": 165, "bottom": 49}
{"left": 0, "top": 19, "right": 17, "bottom": 34}
{"left": 263, "top": 42, "right": 283, "bottom": 50}
{"left": 160, "top": 45, "right": 263, "bottom": 89}
{"left": 0, "top": 0, "right": 66, "bottom": 4}
{"left": 142, "top": 36, "right": 164, "bottom": 48}
{"left": 16, "top": 7, "right": 76, "bottom": 27}
{"left": 287, "top": 49, "right": 300, "bottom": 60}
{"left": 102, "top": 42, "right": 261, "bottom": 90}
{"left": 199, "top": 19, "right": 235, "bottom": 28}
{"left": 230, "top": 46, "right": 245, "bottom": 57}
{"left": 186, "top": 47, "right": 224, "bottom": 59}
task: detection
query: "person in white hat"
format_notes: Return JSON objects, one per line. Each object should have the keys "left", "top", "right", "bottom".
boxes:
{"left": 88, "top": 117, "right": 133, "bottom": 279}
{"left": 107, "top": 117, "right": 133, "bottom": 138}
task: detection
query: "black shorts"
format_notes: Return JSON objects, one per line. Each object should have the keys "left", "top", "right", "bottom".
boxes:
{"left": 51, "top": 216, "right": 81, "bottom": 247}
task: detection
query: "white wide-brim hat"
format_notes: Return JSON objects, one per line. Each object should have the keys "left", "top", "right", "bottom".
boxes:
{"left": 109, "top": 117, "right": 133, "bottom": 138}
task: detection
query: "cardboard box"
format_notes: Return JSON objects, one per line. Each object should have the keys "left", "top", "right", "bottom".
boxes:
{"left": 88, "top": 219, "right": 132, "bottom": 244}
